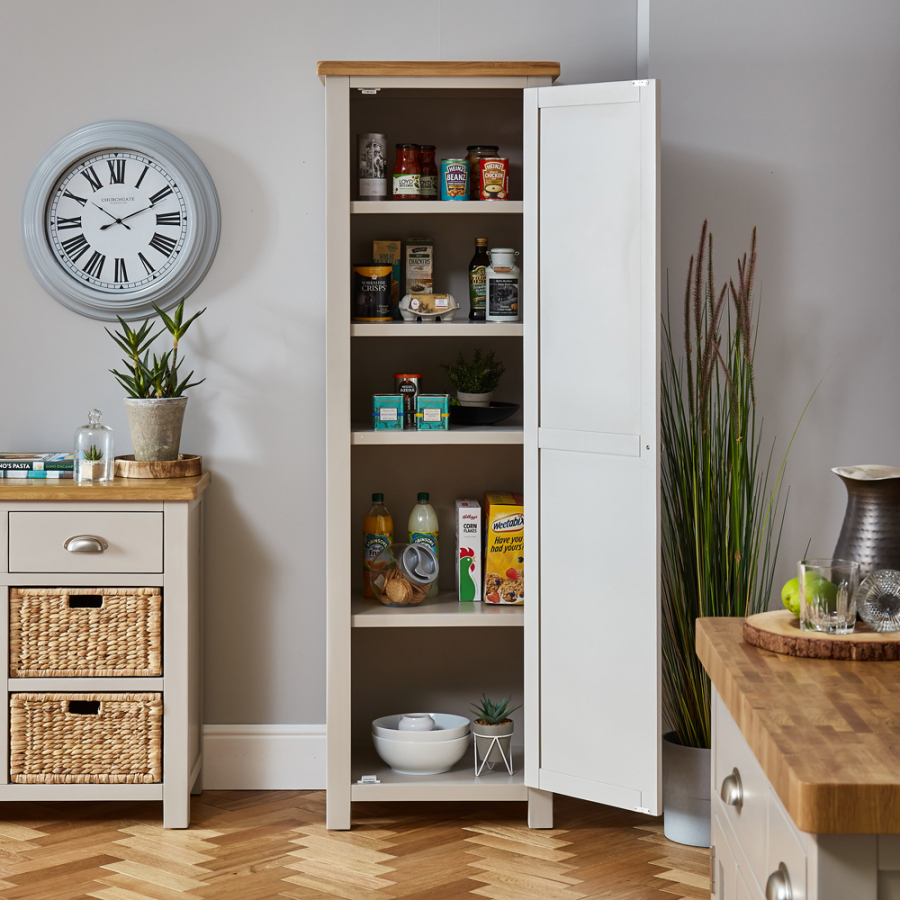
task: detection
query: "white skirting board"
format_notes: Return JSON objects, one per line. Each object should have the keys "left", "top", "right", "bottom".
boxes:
{"left": 202, "top": 725, "right": 326, "bottom": 790}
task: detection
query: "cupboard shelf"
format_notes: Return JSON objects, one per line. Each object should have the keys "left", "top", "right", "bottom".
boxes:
{"left": 351, "top": 201, "right": 523, "bottom": 215}
{"left": 350, "top": 748, "right": 526, "bottom": 801}
{"left": 351, "top": 323, "right": 523, "bottom": 337}
{"left": 351, "top": 426, "right": 523, "bottom": 446}
{"left": 351, "top": 592, "right": 523, "bottom": 627}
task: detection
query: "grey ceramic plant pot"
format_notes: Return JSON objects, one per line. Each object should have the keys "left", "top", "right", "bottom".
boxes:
{"left": 124, "top": 397, "right": 188, "bottom": 462}
{"left": 472, "top": 719, "right": 514, "bottom": 768}
{"left": 662, "top": 731, "right": 711, "bottom": 847}
{"left": 457, "top": 391, "right": 493, "bottom": 408}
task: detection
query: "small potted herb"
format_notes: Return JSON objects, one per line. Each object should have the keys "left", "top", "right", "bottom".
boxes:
{"left": 442, "top": 348, "right": 505, "bottom": 407}
{"left": 470, "top": 694, "right": 520, "bottom": 772}
{"left": 107, "top": 299, "right": 206, "bottom": 462}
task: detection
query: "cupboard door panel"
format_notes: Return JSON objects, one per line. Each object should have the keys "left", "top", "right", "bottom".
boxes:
{"left": 527, "top": 80, "right": 660, "bottom": 813}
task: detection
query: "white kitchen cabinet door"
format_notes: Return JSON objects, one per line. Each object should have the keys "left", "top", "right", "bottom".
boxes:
{"left": 524, "top": 81, "right": 661, "bottom": 814}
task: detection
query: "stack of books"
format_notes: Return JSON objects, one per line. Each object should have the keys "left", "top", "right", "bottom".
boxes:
{"left": 0, "top": 453, "right": 75, "bottom": 479}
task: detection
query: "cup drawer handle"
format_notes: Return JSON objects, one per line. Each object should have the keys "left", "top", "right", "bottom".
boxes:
{"left": 766, "top": 863, "right": 792, "bottom": 900}
{"left": 720, "top": 767, "right": 743, "bottom": 809}
{"left": 64, "top": 535, "right": 109, "bottom": 553}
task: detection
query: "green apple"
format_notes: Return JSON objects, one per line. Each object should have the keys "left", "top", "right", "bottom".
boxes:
{"left": 782, "top": 572, "right": 838, "bottom": 618}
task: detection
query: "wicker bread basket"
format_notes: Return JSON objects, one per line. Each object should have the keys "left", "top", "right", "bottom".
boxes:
{"left": 9, "top": 587, "right": 161, "bottom": 677}
{"left": 10, "top": 692, "right": 162, "bottom": 784}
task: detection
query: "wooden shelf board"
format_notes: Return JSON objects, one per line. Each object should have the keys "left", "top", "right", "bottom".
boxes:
{"left": 0, "top": 782, "right": 163, "bottom": 800}
{"left": 351, "top": 592, "right": 523, "bottom": 627}
{"left": 351, "top": 322, "right": 523, "bottom": 337}
{"left": 350, "top": 747, "right": 526, "bottom": 801}
{"left": 318, "top": 60, "right": 560, "bottom": 79}
{"left": 352, "top": 426, "right": 523, "bottom": 446}
{"left": 351, "top": 201, "right": 522, "bottom": 215}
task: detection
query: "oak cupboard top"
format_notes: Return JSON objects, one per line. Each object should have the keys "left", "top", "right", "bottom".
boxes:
{"left": 316, "top": 60, "right": 561, "bottom": 79}
{"left": 0, "top": 472, "right": 210, "bottom": 502}
{"left": 697, "top": 617, "right": 900, "bottom": 834}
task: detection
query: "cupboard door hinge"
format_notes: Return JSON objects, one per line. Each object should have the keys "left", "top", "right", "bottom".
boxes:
{"left": 710, "top": 845, "right": 716, "bottom": 896}
{"left": 359, "top": 88, "right": 381, "bottom": 95}
{"left": 633, "top": 806, "right": 651, "bottom": 814}
{"left": 632, "top": 79, "right": 649, "bottom": 86}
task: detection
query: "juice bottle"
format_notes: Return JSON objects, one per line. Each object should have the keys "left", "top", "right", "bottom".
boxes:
{"left": 363, "top": 493, "right": 393, "bottom": 599}
{"left": 408, "top": 492, "right": 439, "bottom": 597}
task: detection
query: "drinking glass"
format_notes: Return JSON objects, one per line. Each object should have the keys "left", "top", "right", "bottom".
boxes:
{"left": 799, "top": 559, "right": 860, "bottom": 634}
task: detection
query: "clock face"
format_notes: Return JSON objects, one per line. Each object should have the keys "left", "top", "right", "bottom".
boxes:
{"left": 48, "top": 151, "right": 188, "bottom": 292}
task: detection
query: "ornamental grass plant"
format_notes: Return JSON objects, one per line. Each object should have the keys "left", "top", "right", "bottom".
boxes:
{"left": 661, "top": 221, "right": 810, "bottom": 750}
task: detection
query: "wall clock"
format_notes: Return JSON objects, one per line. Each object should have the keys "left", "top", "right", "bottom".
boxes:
{"left": 21, "top": 121, "right": 220, "bottom": 321}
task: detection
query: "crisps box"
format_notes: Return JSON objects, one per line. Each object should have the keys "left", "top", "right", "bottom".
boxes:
{"left": 456, "top": 500, "right": 482, "bottom": 603}
{"left": 372, "top": 394, "right": 404, "bottom": 430}
{"left": 484, "top": 491, "right": 524, "bottom": 605}
{"left": 415, "top": 393, "right": 450, "bottom": 431}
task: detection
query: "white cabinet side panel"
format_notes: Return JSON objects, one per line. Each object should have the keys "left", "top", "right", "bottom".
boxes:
{"left": 539, "top": 449, "right": 657, "bottom": 805}
{"left": 538, "top": 99, "right": 642, "bottom": 437}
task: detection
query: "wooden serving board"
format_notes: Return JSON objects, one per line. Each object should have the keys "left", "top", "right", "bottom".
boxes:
{"left": 743, "top": 609, "right": 900, "bottom": 660}
{"left": 114, "top": 454, "right": 202, "bottom": 479}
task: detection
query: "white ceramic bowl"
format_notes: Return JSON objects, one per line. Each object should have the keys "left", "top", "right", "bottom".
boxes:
{"left": 372, "top": 733, "right": 470, "bottom": 775}
{"left": 372, "top": 713, "right": 469, "bottom": 742}
{"left": 398, "top": 713, "right": 435, "bottom": 732}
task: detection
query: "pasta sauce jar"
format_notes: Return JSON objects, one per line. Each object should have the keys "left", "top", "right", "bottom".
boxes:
{"left": 393, "top": 144, "right": 421, "bottom": 200}
{"left": 418, "top": 145, "right": 437, "bottom": 199}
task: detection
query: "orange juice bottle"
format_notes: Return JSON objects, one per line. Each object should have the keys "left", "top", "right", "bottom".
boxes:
{"left": 363, "top": 493, "right": 393, "bottom": 599}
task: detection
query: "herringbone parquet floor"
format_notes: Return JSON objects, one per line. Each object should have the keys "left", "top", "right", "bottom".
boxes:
{"left": 0, "top": 791, "right": 710, "bottom": 900}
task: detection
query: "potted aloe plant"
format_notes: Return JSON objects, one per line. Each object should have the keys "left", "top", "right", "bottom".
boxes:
{"left": 442, "top": 349, "right": 505, "bottom": 407}
{"left": 107, "top": 299, "right": 206, "bottom": 462}
{"left": 470, "top": 694, "right": 520, "bottom": 772}
{"left": 661, "top": 222, "right": 811, "bottom": 847}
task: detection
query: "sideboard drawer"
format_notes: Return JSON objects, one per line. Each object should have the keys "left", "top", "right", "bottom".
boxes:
{"left": 714, "top": 693, "right": 769, "bottom": 893}
{"left": 8, "top": 512, "right": 163, "bottom": 573}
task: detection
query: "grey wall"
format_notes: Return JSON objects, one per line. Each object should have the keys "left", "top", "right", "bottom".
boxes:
{"left": 0, "top": 0, "right": 638, "bottom": 724}
{"left": 650, "top": 1, "right": 900, "bottom": 605}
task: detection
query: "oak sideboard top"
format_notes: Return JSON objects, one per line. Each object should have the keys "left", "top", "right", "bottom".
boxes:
{"left": 697, "top": 616, "right": 900, "bottom": 834}
{"left": 0, "top": 472, "right": 210, "bottom": 502}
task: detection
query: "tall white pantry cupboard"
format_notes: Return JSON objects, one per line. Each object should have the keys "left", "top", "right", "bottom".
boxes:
{"left": 320, "top": 61, "right": 660, "bottom": 831}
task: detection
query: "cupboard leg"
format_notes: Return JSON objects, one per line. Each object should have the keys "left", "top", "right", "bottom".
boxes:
{"left": 527, "top": 788, "right": 554, "bottom": 828}
{"left": 327, "top": 794, "right": 351, "bottom": 830}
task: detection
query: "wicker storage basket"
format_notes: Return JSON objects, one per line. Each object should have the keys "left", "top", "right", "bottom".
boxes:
{"left": 9, "top": 587, "right": 161, "bottom": 677}
{"left": 10, "top": 692, "right": 162, "bottom": 783}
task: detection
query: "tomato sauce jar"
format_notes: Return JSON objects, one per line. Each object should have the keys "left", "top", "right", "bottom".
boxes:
{"left": 393, "top": 144, "right": 421, "bottom": 200}
{"left": 418, "top": 145, "right": 437, "bottom": 199}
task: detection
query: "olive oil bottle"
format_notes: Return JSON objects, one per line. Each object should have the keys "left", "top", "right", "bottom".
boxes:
{"left": 468, "top": 237, "right": 489, "bottom": 320}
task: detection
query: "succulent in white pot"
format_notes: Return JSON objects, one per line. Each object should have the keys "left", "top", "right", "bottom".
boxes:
{"left": 470, "top": 694, "right": 520, "bottom": 773}
{"left": 108, "top": 299, "right": 206, "bottom": 462}
{"left": 441, "top": 348, "right": 506, "bottom": 407}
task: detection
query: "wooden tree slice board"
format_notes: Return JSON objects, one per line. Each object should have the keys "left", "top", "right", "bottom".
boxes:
{"left": 743, "top": 609, "right": 900, "bottom": 660}
{"left": 114, "top": 454, "right": 202, "bottom": 479}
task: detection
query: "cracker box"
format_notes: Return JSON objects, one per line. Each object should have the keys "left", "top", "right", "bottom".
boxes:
{"left": 406, "top": 239, "right": 434, "bottom": 295}
{"left": 372, "top": 394, "right": 404, "bottom": 430}
{"left": 483, "top": 491, "right": 524, "bottom": 605}
{"left": 373, "top": 240, "right": 401, "bottom": 315}
{"left": 456, "top": 500, "right": 482, "bottom": 603}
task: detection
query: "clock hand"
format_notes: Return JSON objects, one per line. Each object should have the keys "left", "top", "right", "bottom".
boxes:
{"left": 94, "top": 203, "right": 132, "bottom": 231}
{"left": 115, "top": 203, "right": 155, "bottom": 224}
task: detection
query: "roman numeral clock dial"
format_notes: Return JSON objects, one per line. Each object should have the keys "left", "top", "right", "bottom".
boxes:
{"left": 22, "top": 121, "right": 220, "bottom": 319}
{"left": 49, "top": 152, "right": 187, "bottom": 291}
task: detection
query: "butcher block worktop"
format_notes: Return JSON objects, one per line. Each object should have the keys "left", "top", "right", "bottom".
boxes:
{"left": 697, "top": 617, "right": 900, "bottom": 834}
{"left": 0, "top": 472, "right": 210, "bottom": 502}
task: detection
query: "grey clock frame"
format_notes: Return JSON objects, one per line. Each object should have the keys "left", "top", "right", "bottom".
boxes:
{"left": 22, "top": 120, "right": 220, "bottom": 321}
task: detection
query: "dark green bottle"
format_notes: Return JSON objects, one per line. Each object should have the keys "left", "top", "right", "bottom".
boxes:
{"left": 468, "top": 238, "right": 489, "bottom": 320}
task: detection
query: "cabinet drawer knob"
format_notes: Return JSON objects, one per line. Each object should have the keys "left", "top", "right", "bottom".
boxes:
{"left": 766, "top": 863, "right": 792, "bottom": 900}
{"left": 64, "top": 535, "right": 109, "bottom": 553}
{"left": 720, "top": 767, "right": 743, "bottom": 809}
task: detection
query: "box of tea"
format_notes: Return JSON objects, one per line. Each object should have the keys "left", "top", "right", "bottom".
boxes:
{"left": 415, "top": 393, "right": 449, "bottom": 431}
{"left": 372, "top": 394, "right": 404, "bottom": 430}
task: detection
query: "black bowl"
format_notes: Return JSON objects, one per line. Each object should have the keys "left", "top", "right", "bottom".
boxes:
{"left": 449, "top": 401, "right": 519, "bottom": 426}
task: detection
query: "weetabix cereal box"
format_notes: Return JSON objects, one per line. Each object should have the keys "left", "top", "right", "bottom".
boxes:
{"left": 456, "top": 500, "right": 482, "bottom": 603}
{"left": 483, "top": 491, "right": 524, "bottom": 605}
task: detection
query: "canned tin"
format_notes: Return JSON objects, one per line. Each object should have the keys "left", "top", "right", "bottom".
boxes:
{"left": 440, "top": 159, "right": 469, "bottom": 200}
{"left": 353, "top": 265, "right": 393, "bottom": 322}
{"left": 394, "top": 373, "right": 422, "bottom": 428}
{"left": 357, "top": 133, "right": 388, "bottom": 200}
{"left": 478, "top": 158, "right": 509, "bottom": 201}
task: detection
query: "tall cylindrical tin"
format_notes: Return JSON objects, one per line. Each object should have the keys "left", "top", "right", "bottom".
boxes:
{"left": 357, "top": 133, "right": 388, "bottom": 200}
{"left": 440, "top": 159, "right": 469, "bottom": 200}
{"left": 353, "top": 265, "right": 393, "bottom": 321}
{"left": 394, "top": 373, "right": 422, "bottom": 429}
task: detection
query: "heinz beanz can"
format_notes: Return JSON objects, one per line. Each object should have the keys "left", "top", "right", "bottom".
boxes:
{"left": 440, "top": 159, "right": 469, "bottom": 201}
{"left": 478, "top": 157, "right": 509, "bottom": 200}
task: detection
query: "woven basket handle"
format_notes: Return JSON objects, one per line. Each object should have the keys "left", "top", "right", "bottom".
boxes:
{"left": 68, "top": 594, "right": 104, "bottom": 609}
{"left": 67, "top": 700, "right": 101, "bottom": 716}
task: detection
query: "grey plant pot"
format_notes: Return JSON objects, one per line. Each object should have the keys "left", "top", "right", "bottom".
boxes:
{"left": 124, "top": 397, "right": 188, "bottom": 462}
{"left": 662, "top": 731, "right": 711, "bottom": 847}
{"left": 472, "top": 719, "right": 514, "bottom": 768}
{"left": 457, "top": 391, "right": 493, "bottom": 408}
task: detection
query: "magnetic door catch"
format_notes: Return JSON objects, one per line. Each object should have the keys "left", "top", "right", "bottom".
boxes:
{"left": 359, "top": 88, "right": 381, "bottom": 95}
{"left": 633, "top": 805, "right": 652, "bottom": 814}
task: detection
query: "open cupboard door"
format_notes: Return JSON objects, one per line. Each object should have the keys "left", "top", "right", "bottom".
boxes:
{"left": 523, "top": 80, "right": 661, "bottom": 815}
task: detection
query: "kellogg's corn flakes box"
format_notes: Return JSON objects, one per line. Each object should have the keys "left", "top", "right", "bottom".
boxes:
{"left": 483, "top": 491, "right": 524, "bottom": 605}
